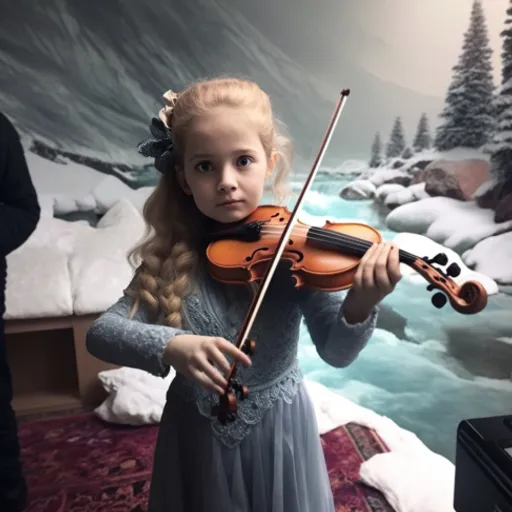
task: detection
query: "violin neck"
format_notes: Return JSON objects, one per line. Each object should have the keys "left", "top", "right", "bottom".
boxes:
{"left": 307, "top": 226, "right": 417, "bottom": 265}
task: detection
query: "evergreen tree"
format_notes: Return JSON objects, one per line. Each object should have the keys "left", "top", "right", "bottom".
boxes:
{"left": 486, "top": 0, "right": 512, "bottom": 180}
{"left": 413, "top": 113, "right": 432, "bottom": 151}
{"left": 434, "top": 0, "right": 495, "bottom": 151}
{"left": 386, "top": 117, "right": 406, "bottom": 158}
{"left": 369, "top": 132, "right": 382, "bottom": 167}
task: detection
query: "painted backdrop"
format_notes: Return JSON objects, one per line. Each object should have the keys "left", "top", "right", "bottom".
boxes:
{"left": 1, "top": 0, "right": 511, "bottom": 461}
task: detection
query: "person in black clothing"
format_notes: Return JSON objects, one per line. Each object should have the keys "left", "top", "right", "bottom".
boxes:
{"left": 0, "top": 113, "right": 40, "bottom": 511}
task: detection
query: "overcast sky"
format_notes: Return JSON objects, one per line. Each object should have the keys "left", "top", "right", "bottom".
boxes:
{"left": 353, "top": 0, "right": 509, "bottom": 96}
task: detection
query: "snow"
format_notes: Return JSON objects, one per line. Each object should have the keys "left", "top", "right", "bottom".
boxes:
{"left": 26, "top": 152, "right": 105, "bottom": 197}
{"left": 383, "top": 182, "right": 429, "bottom": 208}
{"left": 386, "top": 196, "right": 512, "bottom": 253}
{"left": 91, "top": 175, "right": 154, "bottom": 214}
{"left": 472, "top": 177, "right": 498, "bottom": 199}
{"left": 376, "top": 183, "right": 405, "bottom": 202}
{"left": 95, "top": 365, "right": 456, "bottom": 512}
{"left": 384, "top": 146, "right": 490, "bottom": 172}
{"left": 464, "top": 232, "right": 512, "bottom": 285}
{"left": 362, "top": 168, "right": 409, "bottom": 187}
{"left": 25, "top": 151, "right": 155, "bottom": 216}
{"left": 385, "top": 197, "right": 512, "bottom": 287}
{"left": 340, "top": 146, "right": 491, "bottom": 203}
{"left": 339, "top": 179, "right": 376, "bottom": 199}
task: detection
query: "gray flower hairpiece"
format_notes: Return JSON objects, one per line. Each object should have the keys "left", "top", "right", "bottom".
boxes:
{"left": 137, "top": 117, "right": 174, "bottom": 174}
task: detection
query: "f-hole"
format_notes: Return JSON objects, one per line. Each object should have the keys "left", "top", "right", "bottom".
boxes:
{"left": 245, "top": 247, "right": 270, "bottom": 262}
{"left": 286, "top": 249, "right": 303, "bottom": 262}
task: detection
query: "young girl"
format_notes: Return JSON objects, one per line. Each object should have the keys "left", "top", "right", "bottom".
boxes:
{"left": 86, "top": 76, "right": 402, "bottom": 512}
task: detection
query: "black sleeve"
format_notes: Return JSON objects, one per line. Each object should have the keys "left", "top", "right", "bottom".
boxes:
{"left": 0, "top": 113, "right": 41, "bottom": 257}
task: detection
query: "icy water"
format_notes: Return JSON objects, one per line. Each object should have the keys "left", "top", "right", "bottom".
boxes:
{"left": 264, "top": 178, "right": 512, "bottom": 462}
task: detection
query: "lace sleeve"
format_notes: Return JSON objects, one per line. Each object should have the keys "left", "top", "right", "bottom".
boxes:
{"left": 86, "top": 276, "right": 192, "bottom": 378}
{"left": 296, "top": 288, "right": 378, "bottom": 368}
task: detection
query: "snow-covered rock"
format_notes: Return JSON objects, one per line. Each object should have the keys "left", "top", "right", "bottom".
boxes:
{"left": 363, "top": 168, "right": 411, "bottom": 187}
{"left": 386, "top": 197, "right": 512, "bottom": 256}
{"left": 420, "top": 158, "right": 490, "bottom": 200}
{"left": 464, "top": 232, "right": 512, "bottom": 286}
{"left": 339, "top": 179, "right": 377, "bottom": 200}
{"left": 384, "top": 183, "right": 430, "bottom": 209}
{"left": 375, "top": 183, "right": 405, "bottom": 203}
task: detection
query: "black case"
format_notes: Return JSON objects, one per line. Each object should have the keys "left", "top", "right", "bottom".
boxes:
{"left": 454, "top": 415, "right": 512, "bottom": 512}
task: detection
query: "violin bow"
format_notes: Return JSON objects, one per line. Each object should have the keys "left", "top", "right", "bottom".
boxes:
{"left": 211, "top": 89, "right": 351, "bottom": 424}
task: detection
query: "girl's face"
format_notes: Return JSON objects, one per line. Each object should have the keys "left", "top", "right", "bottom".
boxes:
{"left": 178, "top": 107, "right": 277, "bottom": 224}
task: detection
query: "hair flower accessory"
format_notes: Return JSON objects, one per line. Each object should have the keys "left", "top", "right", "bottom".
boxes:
{"left": 137, "top": 117, "right": 174, "bottom": 174}
{"left": 136, "top": 90, "right": 180, "bottom": 174}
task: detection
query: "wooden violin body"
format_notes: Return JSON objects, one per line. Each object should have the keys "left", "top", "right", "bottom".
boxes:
{"left": 207, "top": 205, "right": 381, "bottom": 291}
{"left": 206, "top": 205, "right": 488, "bottom": 315}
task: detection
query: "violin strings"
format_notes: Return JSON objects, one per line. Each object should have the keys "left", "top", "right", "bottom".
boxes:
{"left": 259, "top": 225, "right": 417, "bottom": 263}
{"left": 261, "top": 225, "right": 369, "bottom": 252}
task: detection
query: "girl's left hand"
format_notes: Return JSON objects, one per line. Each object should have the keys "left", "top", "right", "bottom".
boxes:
{"left": 343, "top": 242, "right": 402, "bottom": 323}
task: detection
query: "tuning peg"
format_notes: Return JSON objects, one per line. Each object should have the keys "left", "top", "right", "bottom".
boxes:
{"left": 424, "top": 253, "right": 448, "bottom": 266}
{"left": 446, "top": 262, "right": 461, "bottom": 278}
{"left": 431, "top": 292, "right": 447, "bottom": 308}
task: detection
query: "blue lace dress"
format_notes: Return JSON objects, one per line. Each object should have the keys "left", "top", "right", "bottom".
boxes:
{"left": 86, "top": 263, "right": 378, "bottom": 512}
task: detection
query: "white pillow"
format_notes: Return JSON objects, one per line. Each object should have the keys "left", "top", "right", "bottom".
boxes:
{"left": 5, "top": 245, "right": 73, "bottom": 319}
{"left": 69, "top": 198, "right": 146, "bottom": 315}
{"left": 359, "top": 451, "right": 456, "bottom": 512}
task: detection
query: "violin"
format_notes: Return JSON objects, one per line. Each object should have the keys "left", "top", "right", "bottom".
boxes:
{"left": 207, "top": 89, "right": 488, "bottom": 425}
{"left": 206, "top": 204, "right": 487, "bottom": 314}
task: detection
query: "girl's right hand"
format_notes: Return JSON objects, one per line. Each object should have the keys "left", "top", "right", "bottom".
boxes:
{"left": 164, "top": 334, "right": 252, "bottom": 394}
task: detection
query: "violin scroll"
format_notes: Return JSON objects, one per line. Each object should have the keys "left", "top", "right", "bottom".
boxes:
{"left": 411, "top": 252, "right": 487, "bottom": 314}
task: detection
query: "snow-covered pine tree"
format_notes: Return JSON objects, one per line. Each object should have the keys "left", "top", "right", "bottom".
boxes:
{"left": 386, "top": 117, "right": 406, "bottom": 158}
{"left": 486, "top": 0, "right": 512, "bottom": 180}
{"left": 369, "top": 132, "right": 382, "bottom": 167}
{"left": 413, "top": 113, "right": 432, "bottom": 151}
{"left": 434, "top": 0, "right": 495, "bottom": 151}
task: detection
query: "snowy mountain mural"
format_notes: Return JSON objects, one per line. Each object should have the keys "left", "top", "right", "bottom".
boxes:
{"left": 2, "top": 0, "right": 512, "bottom": 465}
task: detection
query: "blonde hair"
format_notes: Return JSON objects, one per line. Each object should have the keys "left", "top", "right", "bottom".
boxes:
{"left": 127, "top": 76, "right": 294, "bottom": 328}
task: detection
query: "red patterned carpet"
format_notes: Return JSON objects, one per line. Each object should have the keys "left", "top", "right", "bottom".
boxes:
{"left": 18, "top": 413, "right": 394, "bottom": 511}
